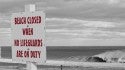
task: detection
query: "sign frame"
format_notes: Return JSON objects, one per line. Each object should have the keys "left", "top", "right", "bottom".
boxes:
{"left": 11, "top": 11, "right": 46, "bottom": 63}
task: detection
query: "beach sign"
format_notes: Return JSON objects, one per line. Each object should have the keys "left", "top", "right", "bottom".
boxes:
{"left": 11, "top": 11, "right": 46, "bottom": 63}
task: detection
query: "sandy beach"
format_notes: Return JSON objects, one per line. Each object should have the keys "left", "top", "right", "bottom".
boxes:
{"left": 0, "top": 59, "right": 125, "bottom": 70}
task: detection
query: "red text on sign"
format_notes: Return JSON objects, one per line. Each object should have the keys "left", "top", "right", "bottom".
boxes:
{"left": 14, "top": 39, "right": 42, "bottom": 47}
{"left": 16, "top": 50, "right": 41, "bottom": 58}
{"left": 16, "top": 50, "right": 23, "bottom": 57}
{"left": 15, "top": 17, "right": 26, "bottom": 24}
{"left": 22, "top": 28, "right": 33, "bottom": 35}
{"left": 14, "top": 16, "right": 41, "bottom": 24}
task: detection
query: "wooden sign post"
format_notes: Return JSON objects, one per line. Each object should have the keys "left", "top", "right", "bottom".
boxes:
{"left": 25, "top": 4, "right": 37, "bottom": 70}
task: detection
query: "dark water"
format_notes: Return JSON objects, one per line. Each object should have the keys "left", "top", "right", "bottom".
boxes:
{"left": 1, "top": 46, "right": 125, "bottom": 60}
{"left": 47, "top": 46, "right": 125, "bottom": 60}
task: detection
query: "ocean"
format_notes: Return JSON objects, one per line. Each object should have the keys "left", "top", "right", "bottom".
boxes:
{"left": 1, "top": 46, "right": 125, "bottom": 60}
{"left": 47, "top": 46, "right": 125, "bottom": 60}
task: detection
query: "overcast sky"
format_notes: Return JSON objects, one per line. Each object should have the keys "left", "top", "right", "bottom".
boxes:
{"left": 1, "top": 0, "right": 125, "bottom": 46}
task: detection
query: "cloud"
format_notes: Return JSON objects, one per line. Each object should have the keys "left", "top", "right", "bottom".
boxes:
{"left": 0, "top": 0, "right": 125, "bottom": 46}
{"left": 46, "top": 18, "right": 115, "bottom": 28}
{"left": 46, "top": 28, "right": 125, "bottom": 40}
{"left": 83, "top": 21, "right": 115, "bottom": 28}
{"left": 2, "top": 28, "right": 125, "bottom": 46}
{"left": 47, "top": 37, "right": 125, "bottom": 46}
{"left": 46, "top": 18, "right": 125, "bottom": 41}
{"left": 0, "top": 15, "right": 124, "bottom": 40}
{"left": 42, "top": 0, "right": 125, "bottom": 23}
{"left": 0, "top": 0, "right": 43, "bottom": 13}
{"left": 65, "top": 0, "right": 123, "bottom": 5}
{"left": 1, "top": 0, "right": 125, "bottom": 22}
{"left": 0, "top": 14, "right": 10, "bottom": 28}
{"left": 46, "top": 18, "right": 117, "bottom": 30}
{"left": 0, "top": 0, "right": 19, "bottom": 2}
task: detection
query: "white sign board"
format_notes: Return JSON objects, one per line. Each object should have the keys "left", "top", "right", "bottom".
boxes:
{"left": 11, "top": 11, "right": 46, "bottom": 63}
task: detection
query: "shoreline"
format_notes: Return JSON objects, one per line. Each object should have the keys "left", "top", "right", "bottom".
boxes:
{"left": 0, "top": 59, "right": 125, "bottom": 68}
